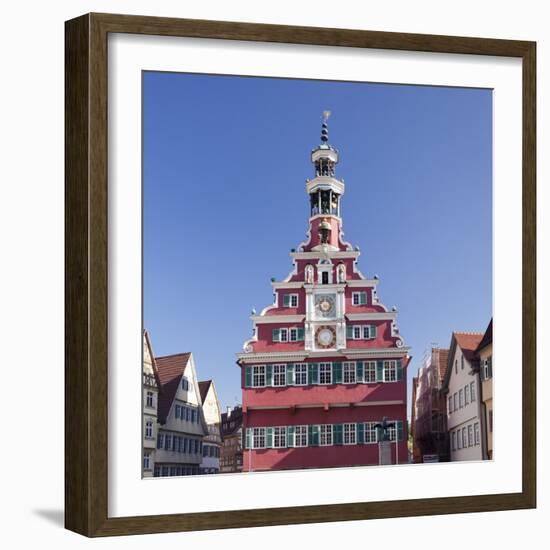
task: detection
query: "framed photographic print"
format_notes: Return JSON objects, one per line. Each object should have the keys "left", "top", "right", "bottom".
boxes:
{"left": 65, "top": 13, "right": 536, "bottom": 537}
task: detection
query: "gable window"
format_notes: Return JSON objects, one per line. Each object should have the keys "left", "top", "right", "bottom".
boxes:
{"left": 459, "top": 389, "right": 464, "bottom": 408}
{"left": 145, "top": 420, "right": 153, "bottom": 439}
{"left": 294, "top": 425, "right": 308, "bottom": 447}
{"left": 461, "top": 355, "right": 465, "bottom": 370}
{"left": 343, "top": 362, "right": 356, "bottom": 384}
{"left": 453, "top": 393, "right": 458, "bottom": 411}
{"left": 294, "top": 363, "right": 308, "bottom": 385}
{"left": 352, "top": 291, "right": 367, "bottom": 306}
{"left": 283, "top": 294, "right": 299, "bottom": 307}
{"left": 174, "top": 404, "right": 180, "bottom": 419}
{"left": 319, "top": 363, "right": 332, "bottom": 384}
{"left": 320, "top": 424, "right": 333, "bottom": 446}
{"left": 344, "top": 423, "right": 356, "bottom": 444}
{"left": 383, "top": 360, "right": 397, "bottom": 382}
{"left": 365, "top": 422, "right": 378, "bottom": 443}
{"left": 470, "top": 381, "right": 476, "bottom": 401}
{"left": 448, "top": 396, "right": 453, "bottom": 414}
{"left": 465, "top": 384, "right": 470, "bottom": 405}
{"left": 364, "top": 361, "right": 377, "bottom": 383}
{"left": 273, "top": 426, "right": 287, "bottom": 448}
{"left": 273, "top": 364, "right": 286, "bottom": 386}
{"left": 252, "top": 365, "right": 266, "bottom": 387}
{"left": 146, "top": 391, "right": 154, "bottom": 408}
{"left": 181, "top": 377, "right": 189, "bottom": 391}
{"left": 455, "top": 359, "right": 458, "bottom": 374}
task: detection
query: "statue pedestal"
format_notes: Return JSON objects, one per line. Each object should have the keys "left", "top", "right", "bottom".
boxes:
{"left": 378, "top": 440, "right": 392, "bottom": 465}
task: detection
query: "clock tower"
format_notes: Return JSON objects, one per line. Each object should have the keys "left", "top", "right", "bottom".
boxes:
{"left": 237, "top": 113, "right": 410, "bottom": 472}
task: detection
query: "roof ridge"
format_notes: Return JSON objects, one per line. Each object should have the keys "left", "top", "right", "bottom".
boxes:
{"left": 156, "top": 351, "right": 191, "bottom": 359}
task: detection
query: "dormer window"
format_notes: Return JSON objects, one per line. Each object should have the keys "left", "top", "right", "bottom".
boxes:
{"left": 282, "top": 294, "right": 298, "bottom": 307}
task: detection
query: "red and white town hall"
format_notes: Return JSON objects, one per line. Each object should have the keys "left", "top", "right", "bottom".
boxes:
{"left": 237, "top": 113, "right": 410, "bottom": 471}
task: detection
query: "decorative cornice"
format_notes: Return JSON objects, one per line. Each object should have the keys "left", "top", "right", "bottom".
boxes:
{"left": 271, "top": 281, "right": 303, "bottom": 289}
{"left": 250, "top": 314, "right": 305, "bottom": 324}
{"left": 290, "top": 250, "right": 359, "bottom": 260}
{"left": 346, "top": 279, "right": 379, "bottom": 287}
{"left": 246, "top": 400, "right": 405, "bottom": 411}
{"left": 346, "top": 312, "right": 397, "bottom": 321}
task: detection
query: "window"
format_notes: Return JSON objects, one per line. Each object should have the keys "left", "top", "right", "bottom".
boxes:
{"left": 252, "top": 365, "right": 266, "bottom": 387}
{"left": 185, "top": 407, "right": 190, "bottom": 421}
{"left": 455, "top": 359, "right": 458, "bottom": 374}
{"left": 343, "top": 423, "right": 356, "bottom": 444}
{"left": 474, "top": 422, "right": 480, "bottom": 445}
{"left": 352, "top": 291, "right": 367, "bottom": 306}
{"left": 321, "top": 271, "right": 329, "bottom": 285}
{"left": 283, "top": 293, "right": 299, "bottom": 307}
{"left": 465, "top": 384, "right": 470, "bottom": 405}
{"left": 145, "top": 419, "right": 153, "bottom": 439}
{"left": 462, "top": 427, "right": 467, "bottom": 449}
{"left": 453, "top": 393, "right": 458, "bottom": 411}
{"left": 146, "top": 391, "right": 154, "bottom": 407}
{"left": 195, "top": 439, "right": 199, "bottom": 454}
{"left": 448, "top": 396, "right": 453, "bottom": 414}
{"left": 294, "top": 363, "right": 308, "bottom": 385}
{"left": 461, "top": 355, "right": 465, "bottom": 370}
{"left": 387, "top": 422, "right": 397, "bottom": 442}
{"left": 273, "top": 364, "right": 286, "bottom": 386}
{"left": 279, "top": 328, "right": 288, "bottom": 342}
{"left": 459, "top": 389, "right": 464, "bottom": 408}
{"left": 320, "top": 424, "right": 333, "bottom": 446}
{"left": 253, "top": 427, "right": 266, "bottom": 448}
{"left": 172, "top": 436, "right": 178, "bottom": 451}
{"left": 143, "top": 451, "right": 151, "bottom": 470}
{"left": 165, "top": 434, "right": 172, "bottom": 450}
{"left": 456, "top": 429, "right": 461, "bottom": 449}
{"left": 343, "top": 362, "right": 356, "bottom": 384}
{"left": 294, "top": 425, "right": 308, "bottom": 447}
{"left": 362, "top": 325, "right": 370, "bottom": 339}
{"left": 273, "top": 426, "right": 286, "bottom": 448}
{"left": 470, "top": 381, "right": 476, "bottom": 401}
{"left": 181, "top": 377, "right": 189, "bottom": 391}
{"left": 364, "top": 361, "right": 376, "bottom": 383}
{"left": 383, "top": 360, "right": 397, "bottom": 382}
{"left": 157, "top": 433, "right": 164, "bottom": 449}
{"left": 468, "top": 425, "right": 473, "bottom": 447}
{"left": 489, "top": 410, "right": 493, "bottom": 432}
{"left": 365, "top": 422, "right": 378, "bottom": 443}
{"left": 452, "top": 431, "right": 456, "bottom": 451}
{"left": 319, "top": 363, "right": 332, "bottom": 384}
{"left": 483, "top": 356, "right": 492, "bottom": 380}
{"left": 353, "top": 326, "right": 361, "bottom": 340}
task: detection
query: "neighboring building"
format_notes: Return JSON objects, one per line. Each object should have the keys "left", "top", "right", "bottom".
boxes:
{"left": 443, "top": 332, "right": 485, "bottom": 461}
{"left": 412, "top": 347, "right": 450, "bottom": 462}
{"left": 198, "top": 380, "right": 222, "bottom": 474}
{"left": 476, "top": 320, "right": 493, "bottom": 459}
{"left": 142, "top": 331, "right": 159, "bottom": 477}
{"left": 237, "top": 114, "right": 410, "bottom": 472}
{"left": 154, "top": 352, "right": 208, "bottom": 476}
{"left": 410, "top": 376, "right": 422, "bottom": 463}
{"left": 220, "top": 406, "right": 243, "bottom": 473}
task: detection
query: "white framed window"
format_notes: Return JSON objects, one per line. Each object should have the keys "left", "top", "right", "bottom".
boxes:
{"left": 181, "top": 376, "right": 189, "bottom": 391}
{"left": 273, "top": 364, "right": 286, "bottom": 386}
{"left": 462, "top": 427, "right": 467, "bottom": 448}
{"left": 483, "top": 356, "right": 492, "bottom": 379}
{"left": 343, "top": 362, "right": 356, "bottom": 384}
{"left": 465, "top": 384, "right": 470, "bottom": 405}
{"left": 470, "top": 381, "right": 476, "bottom": 401}
{"left": 319, "top": 363, "right": 332, "bottom": 384}
{"left": 448, "top": 396, "right": 453, "bottom": 414}
{"left": 290, "top": 294, "right": 298, "bottom": 307}
{"left": 364, "top": 361, "right": 376, "bottom": 383}
{"left": 387, "top": 422, "right": 397, "bottom": 442}
{"left": 474, "top": 422, "right": 480, "bottom": 445}
{"left": 344, "top": 423, "right": 356, "bottom": 444}
{"left": 352, "top": 291, "right": 367, "bottom": 306}
{"left": 365, "top": 422, "right": 378, "bottom": 443}
{"left": 353, "top": 325, "right": 361, "bottom": 340}
{"left": 468, "top": 425, "right": 473, "bottom": 447}
{"left": 252, "top": 365, "right": 266, "bottom": 387}
{"left": 362, "top": 325, "right": 371, "bottom": 339}
{"left": 145, "top": 419, "right": 153, "bottom": 439}
{"left": 289, "top": 328, "right": 298, "bottom": 342}
{"left": 320, "top": 424, "right": 333, "bottom": 446}
{"left": 146, "top": 390, "right": 154, "bottom": 407}
{"left": 459, "top": 389, "right": 464, "bottom": 408}
{"left": 295, "top": 425, "right": 308, "bottom": 447}
{"left": 143, "top": 451, "right": 151, "bottom": 470}
{"left": 279, "top": 328, "right": 289, "bottom": 342}
{"left": 294, "top": 363, "right": 308, "bottom": 385}
{"left": 273, "top": 426, "right": 286, "bottom": 448}
{"left": 383, "top": 360, "right": 397, "bottom": 382}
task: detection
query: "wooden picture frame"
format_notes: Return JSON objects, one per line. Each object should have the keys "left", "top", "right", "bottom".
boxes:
{"left": 65, "top": 12, "right": 536, "bottom": 537}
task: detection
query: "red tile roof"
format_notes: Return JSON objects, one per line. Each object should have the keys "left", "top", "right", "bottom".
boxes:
{"left": 155, "top": 352, "right": 191, "bottom": 424}
{"left": 436, "top": 348, "right": 450, "bottom": 383}
{"left": 198, "top": 380, "right": 212, "bottom": 404}
{"left": 453, "top": 332, "right": 484, "bottom": 362}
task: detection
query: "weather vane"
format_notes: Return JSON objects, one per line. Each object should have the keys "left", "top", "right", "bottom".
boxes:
{"left": 322, "top": 110, "right": 331, "bottom": 123}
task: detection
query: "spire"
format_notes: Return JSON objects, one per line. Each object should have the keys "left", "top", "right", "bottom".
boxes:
{"left": 321, "top": 110, "right": 331, "bottom": 143}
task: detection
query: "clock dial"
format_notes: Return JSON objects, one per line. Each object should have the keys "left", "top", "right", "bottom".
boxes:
{"left": 315, "top": 325, "right": 336, "bottom": 348}
{"left": 314, "top": 294, "right": 336, "bottom": 318}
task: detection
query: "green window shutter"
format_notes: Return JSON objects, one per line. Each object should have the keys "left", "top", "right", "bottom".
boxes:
{"left": 287, "top": 426, "right": 295, "bottom": 447}
{"left": 283, "top": 294, "right": 290, "bottom": 307}
{"left": 245, "top": 367, "right": 252, "bottom": 387}
{"left": 376, "top": 361, "right": 384, "bottom": 382}
{"left": 356, "top": 361, "right": 364, "bottom": 383}
{"left": 370, "top": 325, "right": 377, "bottom": 339}
{"left": 397, "top": 420, "right": 404, "bottom": 441}
{"left": 396, "top": 359, "right": 403, "bottom": 381}
{"left": 286, "top": 364, "right": 295, "bottom": 385}
{"left": 308, "top": 425, "right": 314, "bottom": 445}
{"left": 333, "top": 362, "right": 342, "bottom": 384}
{"left": 266, "top": 365, "right": 273, "bottom": 386}
{"left": 357, "top": 422, "right": 365, "bottom": 444}
{"left": 272, "top": 328, "right": 280, "bottom": 342}
{"left": 334, "top": 424, "right": 343, "bottom": 445}
{"left": 266, "top": 427, "right": 274, "bottom": 448}
{"left": 308, "top": 363, "right": 318, "bottom": 385}
{"left": 312, "top": 425, "right": 320, "bottom": 446}
{"left": 376, "top": 424, "right": 382, "bottom": 442}
{"left": 360, "top": 292, "right": 367, "bottom": 305}
{"left": 245, "top": 428, "right": 252, "bottom": 449}
{"left": 297, "top": 327, "right": 305, "bottom": 341}
{"left": 346, "top": 325, "right": 353, "bottom": 339}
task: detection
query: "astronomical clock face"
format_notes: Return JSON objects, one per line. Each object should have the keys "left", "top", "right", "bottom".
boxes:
{"left": 314, "top": 294, "right": 336, "bottom": 318}
{"left": 315, "top": 325, "right": 336, "bottom": 348}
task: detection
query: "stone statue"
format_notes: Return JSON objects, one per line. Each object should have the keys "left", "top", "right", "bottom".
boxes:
{"left": 337, "top": 263, "right": 346, "bottom": 283}
{"left": 305, "top": 264, "right": 314, "bottom": 284}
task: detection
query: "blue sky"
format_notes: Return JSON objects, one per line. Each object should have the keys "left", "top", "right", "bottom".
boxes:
{"left": 143, "top": 71, "right": 492, "bottom": 413}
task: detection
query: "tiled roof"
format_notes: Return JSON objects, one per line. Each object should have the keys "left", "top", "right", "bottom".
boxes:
{"left": 454, "top": 332, "right": 484, "bottom": 362}
{"left": 198, "top": 380, "right": 212, "bottom": 404}
{"left": 437, "top": 348, "right": 450, "bottom": 382}
{"left": 155, "top": 352, "right": 191, "bottom": 424}
{"left": 476, "top": 319, "right": 493, "bottom": 352}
